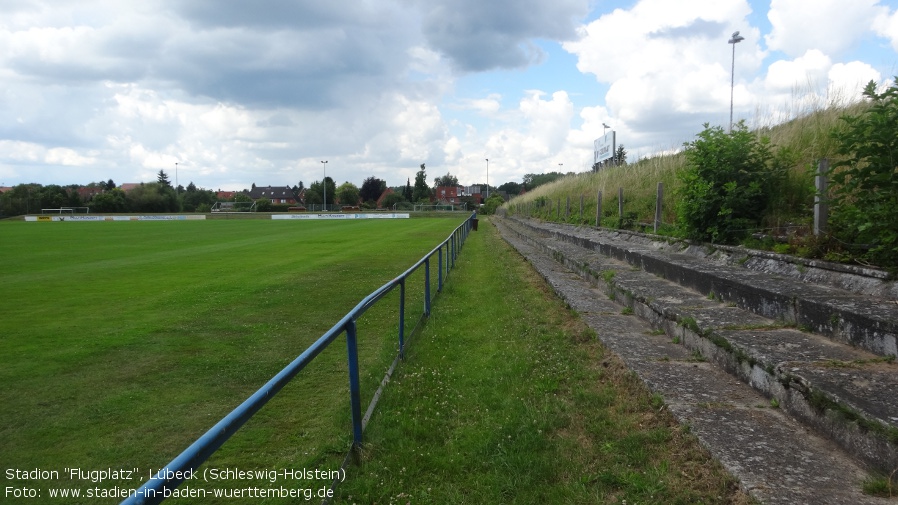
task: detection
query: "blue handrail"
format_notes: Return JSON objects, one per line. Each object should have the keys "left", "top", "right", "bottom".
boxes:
{"left": 121, "top": 212, "right": 476, "bottom": 505}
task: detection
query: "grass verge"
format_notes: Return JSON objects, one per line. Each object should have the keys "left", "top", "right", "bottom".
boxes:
{"left": 334, "top": 218, "right": 750, "bottom": 504}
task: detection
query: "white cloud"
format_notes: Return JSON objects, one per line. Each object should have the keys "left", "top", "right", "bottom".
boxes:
{"left": 766, "top": 0, "right": 887, "bottom": 57}
{"left": 764, "top": 49, "right": 833, "bottom": 93}
{"left": 457, "top": 95, "right": 503, "bottom": 116}
{"left": 564, "top": 0, "right": 756, "bottom": 147}
{"left": 873, "top": 5, "right": 898, "bottom": 52}
{"left": 830, "top": 61, "right": 881, "bottom": 92}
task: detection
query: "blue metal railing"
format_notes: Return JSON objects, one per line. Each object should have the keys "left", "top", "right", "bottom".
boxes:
{"left": 122, "top": 213, "right": 477, "bottom": 505}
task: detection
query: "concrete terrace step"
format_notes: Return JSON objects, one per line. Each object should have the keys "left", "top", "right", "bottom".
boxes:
{"left": 494, "top": 216, "right": 898, "bottom": 495}
{"left": 512, "top": 218, "right": 898, "bottom": 358}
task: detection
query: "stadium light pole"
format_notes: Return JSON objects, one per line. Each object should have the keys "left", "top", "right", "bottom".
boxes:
{"left": 485, "top": 158, "right": 489, "bottom": 200}
{"left": 728, "top": 30, "right": 745, "bottom": 133}
{"left": 175, "top": 162, "right": 179, "bottom": 197}
{"left": 321, "top": 160, "right": 327, "bottom": 212}
{"left": 602, "top": 122, "right": 610, "bottom": 135}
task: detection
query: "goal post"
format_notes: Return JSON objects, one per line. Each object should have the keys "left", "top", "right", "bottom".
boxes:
{"left": 211, "top": 201, "right": 257, "bottom": 212}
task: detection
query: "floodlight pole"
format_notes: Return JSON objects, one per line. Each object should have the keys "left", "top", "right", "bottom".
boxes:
{"left": 321, "top": 160, "right": 327, "bottom": 212}
{"left": 728, "top": 30, "right": 745, "bottom": 133}
{"left": 485, "top": 158, "right": 489, "bottom": 200}
{"left": 175, "top": 162, "right": 179, "bottom": 196}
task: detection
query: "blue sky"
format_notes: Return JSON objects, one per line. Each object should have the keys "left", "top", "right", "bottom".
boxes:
{"left": 1, "top": 0, "right": 897, "bottom": 191}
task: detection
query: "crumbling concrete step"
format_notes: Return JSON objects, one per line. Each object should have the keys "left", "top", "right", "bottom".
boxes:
{"left": 495, "top": 218, "right": 891, "bottom": 504}
{"left": 509, "top": 218, "right": 898, "bottom": 358}
{"left": 496, "top": 217, "right": 898, "bottom": 477}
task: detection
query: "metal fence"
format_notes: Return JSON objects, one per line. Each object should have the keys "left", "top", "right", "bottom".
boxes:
{"left": 122, "top": 212, "right": 478, "bottom": 505}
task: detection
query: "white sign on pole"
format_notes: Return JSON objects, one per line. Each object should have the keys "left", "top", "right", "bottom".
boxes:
{"left": 594, "top": 131, "right": 616, "bottom": 165}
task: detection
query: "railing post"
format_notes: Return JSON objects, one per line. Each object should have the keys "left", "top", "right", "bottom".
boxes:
{"left": 398, "top": 280, "right": 406, "bottom": 358}
{"left": 438, "top": 246, "right": 443, "bottom": 292}
{"left": 449, "top": 234, "right": 454, "bottom": 268}
{"left": 814, "top": 159, "right": 829, "bottom": 236}
{"left": 424, "top": 258, "right": 431, "bottom": 316}
{"left": 345, "top": 319, "right": 363, "bottom": 449}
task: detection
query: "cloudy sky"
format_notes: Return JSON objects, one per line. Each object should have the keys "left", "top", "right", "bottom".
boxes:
{"left": 2, "top": 0, "right": 897, "bottom": 191}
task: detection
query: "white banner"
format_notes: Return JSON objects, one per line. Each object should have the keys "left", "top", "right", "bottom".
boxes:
{"left": 271, "top": 213, "right": 410, "bottom": 220}
{"left": 25, "top": 215, "right": 206, "bottom": 222}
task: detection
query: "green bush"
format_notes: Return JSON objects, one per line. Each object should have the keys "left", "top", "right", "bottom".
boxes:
{"left": 829, "top": 78, "right": 898, "bottom": 268}
{"left": 480, "top": 194, "right": 505, "bottom": 215}
{"left": 677, "top": 122, "right": 783, "bottom": 243}
{"left": 254, "top": 199, "right": 272, "bottom": 212}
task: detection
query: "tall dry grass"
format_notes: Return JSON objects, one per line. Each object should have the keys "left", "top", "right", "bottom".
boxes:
{"left": 505, "top": 84, "right": 871, "bottom": 234}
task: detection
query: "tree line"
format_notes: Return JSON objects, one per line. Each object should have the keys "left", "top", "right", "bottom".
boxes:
{"left": 1, "top": 161, "right": 586, "bottom": 217}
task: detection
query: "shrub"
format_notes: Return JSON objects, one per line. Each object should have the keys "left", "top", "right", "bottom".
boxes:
{"left": 828, "top": 78, "right": 898, "bottom": 268}
{"left": 677, "top": 122, "right": 783, "bottom": 243}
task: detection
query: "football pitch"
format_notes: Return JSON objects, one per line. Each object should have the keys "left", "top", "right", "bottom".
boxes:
{"left": 0, "top": 216, "right": 467, "bottom": 502}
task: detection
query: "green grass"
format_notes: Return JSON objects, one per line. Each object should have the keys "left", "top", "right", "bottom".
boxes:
{"left": 0, "top": 217, "right": 464, "bottom": 503}
{"left": 334, "top": 218, "right": 749, "bottom": 504}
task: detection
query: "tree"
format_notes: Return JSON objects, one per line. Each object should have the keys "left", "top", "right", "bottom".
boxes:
{"left": 522, "top": 172, "right": 565, "bottom": 190}
{"left": 307, "top": 177, "right": 336, "bottom": 207}
{"left": 498, "top": 181, "right": 523, "bottom": 195}
{"left": 480, "top": 193, "right": 505, "bottom": 215}
{"left": 128, "top": 182, "right": 180, "bottom": 212}
{"left": 156, "top": 170, "right": 172, "bottom": 187}
{"left": 381, "top": 192, "right": 404, "bottom": 209}
{"left": 336, "top": 182, "right": 360, "bottom": 206}
{"left": 104, "top": 179, "right": 116, "bottom": 191}
{"left": 404, "top": 178, "right": 413, "bottom": 201}
{"left": 412, "top": 163, "right": 431, "bottom": 202}
{"left": 181, "top": 183, "right": 216, "bottom": 212}
{"left": 90, "top": 188, "right": 128, "bottom": 213}
{"left": 828, "top": 78, "right": 898, "bottom": 267}
{"left": 614, "top": 144, "right": 628, "bottom": 166}
{"left": 360, "top": 176, "right": 387, "bottom": 203}
{"left": 676, "top": 121, "right": 782, "bottom": 244}
{"left": 255, "top": 198, "right": 272, "bottom": 212}
{"left": 433, "top": 172, "right": 459, "bottom": 188}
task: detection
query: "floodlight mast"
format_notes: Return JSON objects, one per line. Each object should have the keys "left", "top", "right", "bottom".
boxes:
{"left": 728, "top": 30, "right": 745, "bottom": 133}
{"left": 321, "top": 160, "right": 327, "bottom": 211}
{"left": 485, "top": 158, "right": 489, "bottom": 200}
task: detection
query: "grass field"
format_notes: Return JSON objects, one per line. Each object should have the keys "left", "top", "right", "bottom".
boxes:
{"left": 1, "top": 215, "right": 748, "bottom": 504}
{"left": 0, "top": 217, "right": 466, "bottom": 504}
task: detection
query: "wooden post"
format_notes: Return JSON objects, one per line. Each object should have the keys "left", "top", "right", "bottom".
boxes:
{"left": 579, "top": 194, "right": 584, "bottom": 222}
{"left": 814, "top": 159, "right": 829, "bottom": 235}
{"left": 654, "top": 182, "right": 664, "bottom": 233}
{"left": 618, "top": 187, "right": 624, "bottom": 221}
{"left": 596, "top": 190, "right": 603, "bottom": 227}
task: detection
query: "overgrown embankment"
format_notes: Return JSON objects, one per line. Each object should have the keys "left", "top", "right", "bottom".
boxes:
{"left": 505, "top": 80, "right": 898, "bottom": 270}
